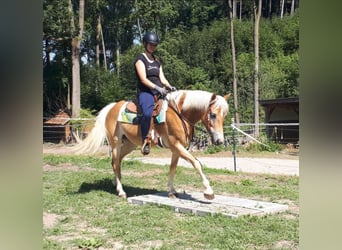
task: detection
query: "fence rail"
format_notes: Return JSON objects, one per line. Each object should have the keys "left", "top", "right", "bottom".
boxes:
{"left": 43, "top": 117, "right": 299, "bottom": 149}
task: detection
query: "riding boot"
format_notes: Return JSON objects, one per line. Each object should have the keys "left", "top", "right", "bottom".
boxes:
{"left": 141, "top": 137, "right": 151, "bottom": 155}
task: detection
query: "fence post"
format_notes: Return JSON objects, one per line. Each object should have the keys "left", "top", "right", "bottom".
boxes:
{"left": 231, "top": 121, "right": 237, "bottom": 172}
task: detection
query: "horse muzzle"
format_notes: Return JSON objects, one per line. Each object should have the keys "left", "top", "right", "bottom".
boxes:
{"left": 211, "top": 132, "right": 224, "bottom": 145}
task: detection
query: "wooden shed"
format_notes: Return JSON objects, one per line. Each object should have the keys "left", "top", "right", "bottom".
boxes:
{"left": 43, "top": 110, "right": 71, "bottom": 143}
{"left": 259, "top": 97, "right": 299, "bottom": 144}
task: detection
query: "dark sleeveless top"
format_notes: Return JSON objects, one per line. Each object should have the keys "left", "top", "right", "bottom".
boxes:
{"left": 134, "top": 53, "right": 162, "bottom": 95}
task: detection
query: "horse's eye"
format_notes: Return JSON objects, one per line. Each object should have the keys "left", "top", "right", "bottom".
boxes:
{"left": 209, "top": 113, "right": 217, "bottom": 120}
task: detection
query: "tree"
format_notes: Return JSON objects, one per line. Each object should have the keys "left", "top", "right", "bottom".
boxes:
{"left": 228, "top": 0, "right": 240, "bottom": 125}
{"left": 253, "top": 0, "right": 262, "bottom": 137}
{"left": 43, "top": 0, "right": 299, "bottom": 124}
{"left": 70, "top": 0, "right": 85, "bottom": 118}
{"left": 280, "top": 0, "right": 285, "bottom": 19}
{"left": 96, "top": 14, "right": 107, "bottom": 70}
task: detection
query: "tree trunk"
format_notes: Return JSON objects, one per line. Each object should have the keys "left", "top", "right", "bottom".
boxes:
{"left": 96, "top": 15, "right": 107, "bottom": 70}
{"left": 280, "top": 0, "right": 284, "bottom": 18}
{"left": 100, "top": 17, "right": 107, "bottom": 71}
{"left": 135, "top": 0, "right": 143, "bottom": 41}
{"left": 239, "top": 0, "right": 242, "bottom": 20}
{"left": 67, "top": 82, "right": 71, "bottom": 110}
{"left": 290, "top": 0, "right": 295, "bottom": 15}
{"left": 268, "top": 0, "right": 272, "bottom": 18}
{"left": 232, "top": 0, "right": 237, "bottom": 19}
{"left": 228, "top": 0, "right": 240, "bottom": 125}
{"left": 96, "top": 15, "right": 101, "bottom": 66}
{"left": 253, "top": 0, "right": 262, "bottom": 138}
{"left": 70, "top": 0, "right": 85, "bottom": 118}
{"left": 116, "top": 41, "right": 120, "bottom": 76}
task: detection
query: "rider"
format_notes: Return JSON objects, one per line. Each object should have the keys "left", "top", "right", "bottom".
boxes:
{"left": 134, "top": 31, "right": 176, "bottom": 155}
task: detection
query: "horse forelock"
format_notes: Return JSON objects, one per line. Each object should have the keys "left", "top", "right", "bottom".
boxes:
{"left": 215, "top": 95, "right": 229, "bottom": 115}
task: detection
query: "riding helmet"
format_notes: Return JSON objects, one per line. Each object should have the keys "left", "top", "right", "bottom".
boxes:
{"left": 142, "top": 32, "right": 160, "bottom": 45}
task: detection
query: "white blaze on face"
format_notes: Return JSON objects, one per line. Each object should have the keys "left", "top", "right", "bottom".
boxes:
{"left": 208, "top": 106, "right": 226, "bottom": 145}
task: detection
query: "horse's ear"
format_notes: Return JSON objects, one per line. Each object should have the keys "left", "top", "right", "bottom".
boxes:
{"left": 209, "top": 93, "right": 217, "bottom": 105}
{"left": 224, "top": 93, "right": 231, "bottom": 100}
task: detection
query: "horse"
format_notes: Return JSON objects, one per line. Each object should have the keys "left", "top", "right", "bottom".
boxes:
{"left": 73, "top": 90, "right": 230, "bottom": 200}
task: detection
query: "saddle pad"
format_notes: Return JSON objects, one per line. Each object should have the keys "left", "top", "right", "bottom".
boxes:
{"left": 117, "top": 100, "right": 168, "bottom": 124}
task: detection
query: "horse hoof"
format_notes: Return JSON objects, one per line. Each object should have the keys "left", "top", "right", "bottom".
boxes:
{"left": 118, "top": 193, "right": 127, "bottom": 199}
{"left": 204, "top": 193, "right": 215, "bottom": 200}
{"left": 168, "top": 192, "right": 178, "bottom": 199}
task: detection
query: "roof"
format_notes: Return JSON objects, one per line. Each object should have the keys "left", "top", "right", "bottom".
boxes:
{"left": 259, "top": 97, "right": 299, "bottom": 106}
{"left": 44, "top": 111, "right": 70, "bottom": 125}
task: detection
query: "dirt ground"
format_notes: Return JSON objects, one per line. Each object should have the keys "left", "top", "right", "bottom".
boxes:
{"left": 43, "top": 142, "right": 299, "bottom": 159}
{"left": 43, "top": 142, "right": 299, "bottom": 176}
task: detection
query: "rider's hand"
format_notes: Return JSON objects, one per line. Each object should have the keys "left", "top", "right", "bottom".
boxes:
{"left": 165, "top": 85, "right": 177, "bottom": 92}
{"left": 169, "top": 86, "right": 177, "bottom": 92}
{"left": 154, "top": 85, "right": 168, "bottom": 96}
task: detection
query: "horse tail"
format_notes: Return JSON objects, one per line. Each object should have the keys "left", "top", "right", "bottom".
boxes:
{"left": 73, "top": 102, "right": 116, "bottom": 155}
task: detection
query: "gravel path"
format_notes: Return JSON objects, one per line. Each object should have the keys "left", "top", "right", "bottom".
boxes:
{"left": 126, "top": 156, "right": 299, "bottom": 176}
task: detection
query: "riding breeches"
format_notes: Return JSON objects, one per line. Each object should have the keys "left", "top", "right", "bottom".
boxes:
{"left": 138, "top": 92, "right": 155, "bottom": 142}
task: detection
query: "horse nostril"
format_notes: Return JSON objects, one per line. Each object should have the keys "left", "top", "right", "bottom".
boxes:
{"left": 215, "top": 139, "right": 221, "bottom": 145}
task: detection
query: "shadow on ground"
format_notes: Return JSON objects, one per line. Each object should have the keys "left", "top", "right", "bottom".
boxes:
{"left": 74, "top": 177, "right": 162, "bottom": 197}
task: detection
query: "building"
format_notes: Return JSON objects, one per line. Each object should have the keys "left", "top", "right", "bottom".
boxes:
{"left": 259, "top": 97, "right": 299, "bottom": 144}
{"left": 43, "top": 110, "right": 71, "bottom": 143}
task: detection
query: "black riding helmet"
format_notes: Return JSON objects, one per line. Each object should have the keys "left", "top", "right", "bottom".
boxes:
{"left": 142, "top": 32, "right": 160, "bottom": 45}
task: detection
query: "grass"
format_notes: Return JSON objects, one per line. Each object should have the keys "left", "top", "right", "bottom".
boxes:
{"left": 43, "top": 153, "right": 299, "bottom": 249}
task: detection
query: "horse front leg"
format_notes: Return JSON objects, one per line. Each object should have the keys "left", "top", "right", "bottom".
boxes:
{"left": 176, "top": 144, "right": 214, "bottom": 200}
{"left": 167, "top": 153, "right": 180, "bottom": 198}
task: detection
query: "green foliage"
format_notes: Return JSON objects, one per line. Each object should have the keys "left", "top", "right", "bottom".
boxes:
{"left": 43, "top": 59, "right": 71, "bottom": 116}
{"left": 81, "top": 66, "right": 123, "bottom": 111}
{"left": 152, "top": 46, "right": 189, "bottom": 89}
{"left": 205, "top": 144, "right": 225, "bottom": 154}
{"left": 118, "top": 45, "right": 144, "bottom": 100}
{"left": 43, "top": 0, "right": 72, "bottom": 40}
{"left": 76, "top": 237, "right": 103, "bottom": 249}
{"left": 43, "top": 1, "right": 299, "bottom": 122}
{"left": 244, "top": 134, "right": 284, "bottom": 153}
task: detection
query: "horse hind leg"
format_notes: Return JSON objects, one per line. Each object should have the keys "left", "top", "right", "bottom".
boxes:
{"left": 110, "top": 145, "right": 127, "bottom": 198}
{"left": 167, "top": 153, "right": 180, "bottom": 198}
{"left": 111, "top": 138, "right": 136, "bottom": 199}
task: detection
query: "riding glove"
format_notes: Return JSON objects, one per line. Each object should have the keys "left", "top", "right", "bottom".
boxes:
{"left": 154, "top": 85, "right": 168, "bottom": 96}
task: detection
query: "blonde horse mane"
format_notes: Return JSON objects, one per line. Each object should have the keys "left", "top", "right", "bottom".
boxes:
{"left": 168, "top": 90, "right": 228, "bottom": 115}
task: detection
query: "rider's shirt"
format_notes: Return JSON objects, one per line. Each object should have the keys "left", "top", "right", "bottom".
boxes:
{"left": 134, "top": 53, "right": 162, "bottom": 95}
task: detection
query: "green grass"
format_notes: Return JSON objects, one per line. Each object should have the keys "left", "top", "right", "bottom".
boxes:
{"left": 43, "top": 154, "right": 299, "bottom": 249}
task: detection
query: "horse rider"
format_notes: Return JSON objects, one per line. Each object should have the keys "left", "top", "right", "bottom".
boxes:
{"left": 134, "top": 31, "right": 176, "bottom": 155}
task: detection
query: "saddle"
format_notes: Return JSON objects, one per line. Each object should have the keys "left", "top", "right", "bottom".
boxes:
{"left": 125, "top": 96, "right": 165, "bottom": 150}
{"left": 125, "top": 96, "right": 164, "bottom": 119}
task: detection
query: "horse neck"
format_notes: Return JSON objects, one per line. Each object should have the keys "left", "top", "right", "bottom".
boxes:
{"left": 170, "top": 90, "right": 211, "bottom": 125}
{"left": 180, "top": 107, "right": 205, "bottom": 125}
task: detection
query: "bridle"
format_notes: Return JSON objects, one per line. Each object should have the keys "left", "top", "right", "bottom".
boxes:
{"left": 203, "top": 95, "right": 220, "bottom": 133}
{"left": 167, "top": 94, "right": 219, "bottom": 145}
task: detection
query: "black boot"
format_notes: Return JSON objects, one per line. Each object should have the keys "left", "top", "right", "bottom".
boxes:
{"left": 141, "top": 139, "right": 150, "bottom": 155}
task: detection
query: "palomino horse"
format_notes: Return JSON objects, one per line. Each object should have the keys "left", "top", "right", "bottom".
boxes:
{"left": 73, "top": 90, "right": 230, "bottom": 200}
